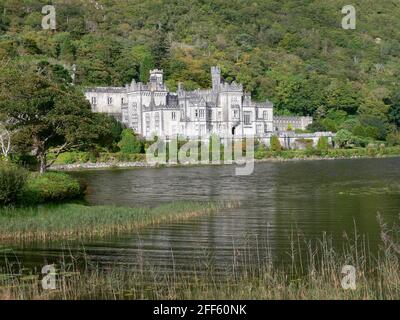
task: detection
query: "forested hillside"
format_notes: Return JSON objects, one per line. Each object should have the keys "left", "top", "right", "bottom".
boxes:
{"left": 1, "top": 0, "right": 400, "bottom": 144}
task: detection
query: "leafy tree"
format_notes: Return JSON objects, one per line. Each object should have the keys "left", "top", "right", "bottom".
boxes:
{"left": 94, "top": 114, "right": 125, "bottom": 152}
{"left": 140, "top": 54, "right": 155, "bottom": 83}
{"left": 325, "top": 81, "right": 360, "bottom": 115}
{"left": 118, "top": 129, "right": 145, "bottom": 154}
{"left": 151, "top": 29, "right": 170, "bottom": 69}
{"left": 0, "top": 61, "right": 115, "bottom": 173}
{"left": 334, "top": 129, "right": 353, "bottom": 149}
{"left": 387, "top": 93, "right": 400, "bottom": 127}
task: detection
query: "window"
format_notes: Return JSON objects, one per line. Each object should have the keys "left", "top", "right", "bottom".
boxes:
{"left": 263, "top": 111, "right": 268, "bottom": 120}
{"left": 107, "top": 97, "right": 112, "bottom": 105}
{"left": 233, "top": 109, "right": 239, "bottom": 119}
{"left": 145, "top": 114, "right": 150, "bottom": 134}
{"left": 244, "top": 112, "right": 252, "bottom": 125}
{"left": 155, "top": 112, "right": 160, "bottom": 130}
{"left": 195, "top": 109, "right": 199, "bottom": 118}
{"left": 256, "top": 124, "right": 262, "bottom": 134}
{"left": 207, "top": 109, "right": 212, "bottom": 119}
{"left": 171, "top": 111, "right": 176, "bottom": 120}
{"left": 199, "top": 109, "right": 205, "bottom": 118}
{"left": 121, "top": 98, "right": 125, "bottom": 105}
{"left": 91, "top": 97, "right": 97, "bottom": 105}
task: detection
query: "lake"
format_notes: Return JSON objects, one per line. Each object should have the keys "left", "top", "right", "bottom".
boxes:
{"left": 1, "top": 157, "right": 400, "bottom": 273}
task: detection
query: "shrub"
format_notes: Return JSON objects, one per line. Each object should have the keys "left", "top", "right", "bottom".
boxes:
{"left": 270, "top": 135, "right": 282, "bottom": 152}
{"left": 316, "top": 136, "right": 329, "bottom": 152}
{"left": 118, "top": 129, "right": 145, "bottom": 154}
{"left": 23, "top": 172, "right": 82, "bottom": 204}
{"left": 334, "top": 129, "right": 354, "bottom": 148}
{"left": 386, "top": 131, "right": 400, "bottom": 146}
{"left": 54, "top": 152, "right": 90, "bottom": 165}
{"left": 0, "top": 163, "right": 28, "bottom": 206}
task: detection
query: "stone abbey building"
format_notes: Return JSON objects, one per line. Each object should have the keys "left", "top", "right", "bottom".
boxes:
{"left": 85, "top": 66, "right": 278, "bottom": 139}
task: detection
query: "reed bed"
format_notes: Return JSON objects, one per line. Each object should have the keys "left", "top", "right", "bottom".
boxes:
{"left": 0, "top": 215, "right": 399, "bottom": 300}
{"left": 0, "top": 201, "right": 238, "bottom": 242}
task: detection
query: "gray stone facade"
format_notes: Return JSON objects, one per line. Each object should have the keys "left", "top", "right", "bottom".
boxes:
{"left": 85, "top": 66, "right": 274, "bottom": 139}
{"left": 273, "top": 116, "right": 313, "bottom": 132}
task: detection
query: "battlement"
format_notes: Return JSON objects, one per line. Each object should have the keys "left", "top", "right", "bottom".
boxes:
{"left": 85, "top": 87, "right": 126, "bottom": 93}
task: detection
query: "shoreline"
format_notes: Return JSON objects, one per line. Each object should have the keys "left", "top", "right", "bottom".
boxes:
{"left": 49, "top": 153, "right": 400, "bottom": 171}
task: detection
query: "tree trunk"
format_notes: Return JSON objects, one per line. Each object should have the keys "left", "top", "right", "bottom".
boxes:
{"left": 38, "top": 151, "right": 47, "bottom": 174}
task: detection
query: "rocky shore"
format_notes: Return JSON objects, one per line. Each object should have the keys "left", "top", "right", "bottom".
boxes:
{"left": 49, "top": 154, "right": 400, "bottom": 171}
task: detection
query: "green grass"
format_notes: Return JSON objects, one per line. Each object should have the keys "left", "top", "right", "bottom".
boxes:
{"left": 50, "top": 151, "right": 146, "bottom": 165}
{"left": 23, "top": 172, "right": 83, "bottom": 204}
{"left": 0, "top": 201, "right": 238, "bottom": 242}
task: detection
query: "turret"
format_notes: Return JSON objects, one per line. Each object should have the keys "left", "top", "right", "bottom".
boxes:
{"left": 149, "top": 69, "right": 164, "bottom": 90}
{"left": 211, "top": 66, "right": 221, "bottom": 91}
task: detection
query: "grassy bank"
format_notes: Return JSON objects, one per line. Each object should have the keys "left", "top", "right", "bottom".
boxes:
{"left": 0, "top": 162, "right": 83, "bottom": 206}
{"left": 0, "top": 201, "right": 237, "bottom": 242}
{"left": 255, "top": 146, "right": 400, "bottom": 160}
{"left": 0, "top": 222, "right": 398, "bottom": 300}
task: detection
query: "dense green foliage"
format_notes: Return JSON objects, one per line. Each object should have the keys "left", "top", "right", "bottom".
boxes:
{"left": 0, "top": 60, "right": 119, "bottom": 172}
{"left": 118, "top": 129, "right": 145, "bottom": 154}
{"left": 23, "top": 172, "right": 82, "bottom": 204}
{"left": 0, "top": 163, "right": 82, "bottom": 206}
{"left": 254, "top": 145, "right": 400, "bottom": 160}
{"left": 0, "top": 0, "right": 400, "bottom": 147}
{"left": 0, "top": 162, "right": 28, "bottom": 206}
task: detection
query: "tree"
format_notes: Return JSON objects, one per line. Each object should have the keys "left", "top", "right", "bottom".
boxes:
{"left": 270, "top": 135, "right": 282, "bottom": 151}
{"left": 151, "top": 28, "right": 170, "bottom": 69}
{"left": 334, "top": 129, "right": 353, "bottom": 148}
{"left": 118, "top": 129, "right": 145, "bottom": 154}
{"left": 0, "top": 121, "right": 13, "bottom": 160}
{"left": 0, "top": 61, "right": 115, "bottom": 173}
{"left": 387, "top": 92, "right": 400, "bottom": 127}
{"left": 140, "top": 54, "right": 155, "bottom": 83}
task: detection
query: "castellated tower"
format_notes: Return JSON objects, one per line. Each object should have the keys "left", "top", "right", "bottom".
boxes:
{"left": 211, "top": 66, "right": 221, "bottom": 91}
{"left": 149, "top": 69, "right": 164, "bottom": 90}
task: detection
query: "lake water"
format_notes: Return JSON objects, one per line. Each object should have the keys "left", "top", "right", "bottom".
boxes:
{"left": 1, "top": 158, "right": 400, "bottom": 273}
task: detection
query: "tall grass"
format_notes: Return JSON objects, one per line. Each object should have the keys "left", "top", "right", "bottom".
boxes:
{"left": 0, "top": 215, "right": 398, "bottom": 300}
{"left": 0, "top": 201, "right": 238, "bottom": 242}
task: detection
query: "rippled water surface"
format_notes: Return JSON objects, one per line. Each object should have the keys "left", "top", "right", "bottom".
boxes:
{"left": 2, "top": 158, "right": 400, "bottom": 272}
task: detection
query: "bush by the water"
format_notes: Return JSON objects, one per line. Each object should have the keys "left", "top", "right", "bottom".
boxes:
{"left": 118, "top": 129, "right": 145, "bottom": 154}
{"left": 270, "top": 135, "right": 282, "bottom": 152}
{"left": 23, "top": 172, "right": 82, "bottom": 205}
{"left": 0, "top": 163, "right": 28, "bottom": 206}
